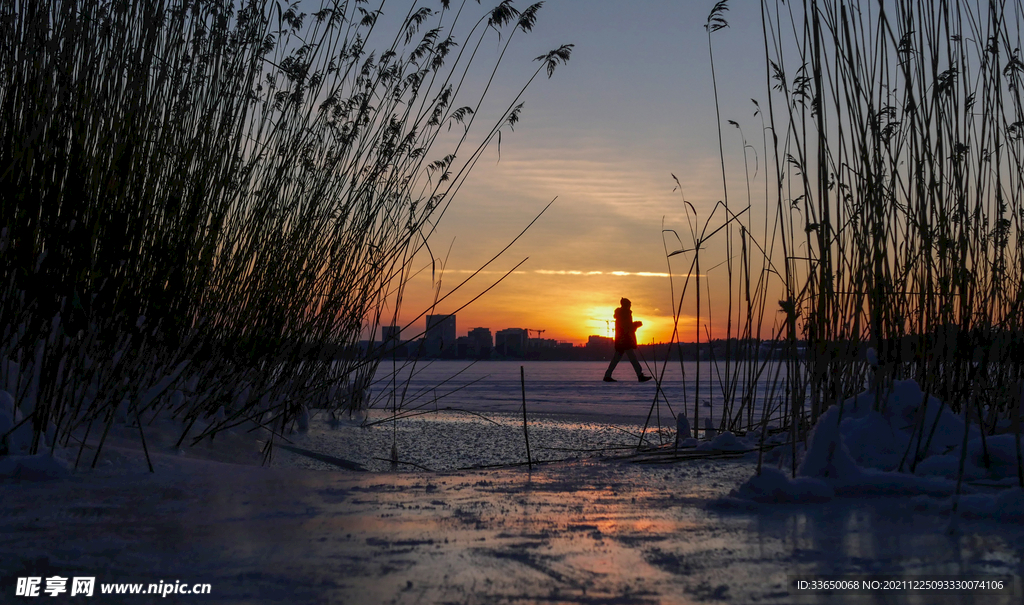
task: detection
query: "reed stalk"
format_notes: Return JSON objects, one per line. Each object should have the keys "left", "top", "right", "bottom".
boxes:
{"left": 665, "top": 0, "right": 1024, "bottom": 481}
{"left": 0, "top": 0, "right": 571, "bottom": 461}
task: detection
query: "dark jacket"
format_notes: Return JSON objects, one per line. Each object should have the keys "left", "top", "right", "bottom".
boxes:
{"left": 614, "top": 307, "right": 638, "bottom": 352}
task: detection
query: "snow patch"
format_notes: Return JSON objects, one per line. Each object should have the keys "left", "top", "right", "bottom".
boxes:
{"left": 797, "top": 405, "right": 862, "bottom": 482}
{"left": 675, "top": 414, "right": 691, "bottom": 444}
{"left": 732, "top": 378, "right": 1024, "bottom": 514}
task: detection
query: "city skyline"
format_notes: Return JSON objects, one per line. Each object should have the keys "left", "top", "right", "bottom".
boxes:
{"left": 370, "top": 313, "right": 812, "bottom": 363}
{"left": 380, "top": 314, "right": 729, "bottom": 348}
{"left": 383, "top": 317, "right": 606, "bottom": 345}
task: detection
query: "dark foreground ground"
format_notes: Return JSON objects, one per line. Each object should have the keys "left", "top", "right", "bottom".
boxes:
{"left": 3, "top": 445, "right": 1023, "bottom": 605}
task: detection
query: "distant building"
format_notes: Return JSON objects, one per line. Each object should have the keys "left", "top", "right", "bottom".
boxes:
{"left": 381, "top": 325, "right": 404, "bottom": 357}
{"left": 467, "top": 327, "right": 493, "bottom": 359}
{"left": 408, "top": 338, "right": 427, "bottom": 357}
{"left": 584, "top": 335, "right": 613, "bottom": 360}
{"left": 382, "top": 325, "right": 401, "bottom": 343}
{"left": 530, "top": 338, "right": 558, "bottom": 349}
{"left": 495, "top": 328, "right": 528, "bottom": 357}
{"left": 426, "top": 314, "right": 456, "bottom": 357}
{"left": 455, "top": 336, "right": 474, "bottom": 359}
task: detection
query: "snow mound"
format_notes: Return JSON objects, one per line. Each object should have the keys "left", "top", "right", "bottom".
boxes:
{"left": 798, "top": 379, "right": 991, "bottom": 482}
{"left": 797, "top": 405, "right": 862, "bottom": 481}
{"left": 729, "top": 467, "right": 833, "bottom": 503}
{"left": 795, "top": 380, "right": 988, "bottom": 497}
{"left": 1, "top": 390, "right": 37, "bottom": 455}
{"left": 734, "top": 378, "right": 1024, "bottom": 509}
{"left": 0, "top": 454, "right": 69, "bottom": 481}
{"left": 963, "top": 434, "right": 1024, "bottom": 478}
{"left": 696, "top": 431, "right": 750, "bottom": 452}
{"left": 836, "top": 379, "right": 973, "bottom": 466}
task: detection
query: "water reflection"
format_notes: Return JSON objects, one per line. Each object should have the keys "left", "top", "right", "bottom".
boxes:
{"left": 732, "top": 500, "right": 1024, "bottom": 604}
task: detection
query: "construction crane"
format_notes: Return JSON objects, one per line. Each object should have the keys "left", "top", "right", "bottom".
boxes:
{"left": 527, "top": 328, "right": 546, "bottom": 338}
{"left": 588, "top": 318, "right": 611, "bottom": 338}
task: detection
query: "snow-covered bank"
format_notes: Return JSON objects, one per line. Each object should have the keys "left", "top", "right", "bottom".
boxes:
{"left": 724, "top": 375, "right": 1024, "bottom": 527}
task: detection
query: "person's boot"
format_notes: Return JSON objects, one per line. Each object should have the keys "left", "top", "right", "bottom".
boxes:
{"left": 637, "top": 374, "right": 653, "bottom": 382}
{"left": 603, "top": 375, "right": 616, "bottom": 382}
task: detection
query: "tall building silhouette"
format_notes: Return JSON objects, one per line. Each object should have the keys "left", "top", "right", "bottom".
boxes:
{"left": 425, "top": 314, "right": 456, "bottom": 357}
{"left": 495, "top": 328, "right": 528, "bottom": 357}
{"left": 381, "top": 325, "right": 403, "bottom": 357}
{"left": 467, "top": 327, "right": 493, "bottom": 358}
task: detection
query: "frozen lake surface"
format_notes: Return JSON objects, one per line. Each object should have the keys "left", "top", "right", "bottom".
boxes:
{"left": 281, "top": 361, "right": 786, "bottom": 472}
{"left": 364, "top": 360, "right": 784, "bottom": 425}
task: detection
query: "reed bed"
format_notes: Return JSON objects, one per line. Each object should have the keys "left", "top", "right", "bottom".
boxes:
{"left": 0, "top": 0, "right": 570, "bottom": 464}
{"left": 661, "top": 0, "right": 1024, "bottom": 479}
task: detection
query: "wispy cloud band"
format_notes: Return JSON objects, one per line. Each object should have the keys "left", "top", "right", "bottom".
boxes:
{"left": 438, "top": 269, "right": 676, "bottom": 278}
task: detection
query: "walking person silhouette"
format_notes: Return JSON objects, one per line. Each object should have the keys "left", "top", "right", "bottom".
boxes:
{"left": 603, "top": 298, "right": 653, "bottom": 382}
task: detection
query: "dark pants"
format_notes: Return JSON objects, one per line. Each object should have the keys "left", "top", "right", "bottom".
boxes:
{"left": 605, "top": 349, "right": 643, "bottom": 378}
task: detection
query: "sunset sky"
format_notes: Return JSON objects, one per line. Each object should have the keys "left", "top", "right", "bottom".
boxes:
{"left": 384, "top": 0, "right": 780, "bottom": 345}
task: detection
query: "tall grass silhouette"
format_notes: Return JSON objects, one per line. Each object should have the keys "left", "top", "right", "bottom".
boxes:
{"left": 0, "top": 0, "right": 570, "bottom": 464}
{"left": 665, "top": 0, "right": 1024, "bottom": 482}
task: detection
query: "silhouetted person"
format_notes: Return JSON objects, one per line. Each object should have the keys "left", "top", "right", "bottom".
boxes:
{"left": 603, "top": 298, "right": 653, "bottom": 382}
